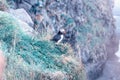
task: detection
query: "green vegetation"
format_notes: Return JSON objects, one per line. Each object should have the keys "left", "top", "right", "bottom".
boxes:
{"left": 0, "top": 11, "right": 86, "bottom": 80}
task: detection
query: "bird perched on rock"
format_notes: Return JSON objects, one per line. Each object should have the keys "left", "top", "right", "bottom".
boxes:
{"left": 52, "top": 28, "right": 66, "bottom": 44}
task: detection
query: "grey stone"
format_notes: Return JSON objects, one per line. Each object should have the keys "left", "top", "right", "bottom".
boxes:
{"left": 18, "top": 19, "right": 37, "bottom": 36}
{"left": 18, "top": 1, "right": 32, "bottom": 12}
{"left": 9, "top": 8, "right": 34, "bottom": 26}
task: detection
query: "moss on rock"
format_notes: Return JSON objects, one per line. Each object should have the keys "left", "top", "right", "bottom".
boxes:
{"left": 0, "top": 11, "right": 86, "bottom": 80}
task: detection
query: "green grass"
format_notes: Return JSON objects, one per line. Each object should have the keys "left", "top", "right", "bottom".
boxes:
{"left": 0, "top": 11, "right": 86, "bottom": 80}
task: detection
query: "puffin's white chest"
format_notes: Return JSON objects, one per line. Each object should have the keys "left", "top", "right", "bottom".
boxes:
{"left": 56, "top": 35, "right": 64, "bottom": 44}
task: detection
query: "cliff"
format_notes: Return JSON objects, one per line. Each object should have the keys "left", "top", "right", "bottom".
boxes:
{"left": 0, "top": 0, "right": 115, "bottom": 80}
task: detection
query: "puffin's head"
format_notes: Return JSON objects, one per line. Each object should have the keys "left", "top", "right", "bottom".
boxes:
{"left": 59, "top": 28, "right": 66, "bottom": 34}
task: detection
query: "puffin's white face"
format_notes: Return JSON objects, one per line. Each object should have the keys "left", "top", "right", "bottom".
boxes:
{"left": 60, "top": 28, "right": 66, "bottom": 34}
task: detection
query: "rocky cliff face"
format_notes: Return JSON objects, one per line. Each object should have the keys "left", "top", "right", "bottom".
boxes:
{"left": 0, "top": 0, "right": 115, "bottom": 80}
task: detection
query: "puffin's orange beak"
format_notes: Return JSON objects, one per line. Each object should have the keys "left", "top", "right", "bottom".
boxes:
{"left": 63, "top": 31, "right": 66, "bottom": 34}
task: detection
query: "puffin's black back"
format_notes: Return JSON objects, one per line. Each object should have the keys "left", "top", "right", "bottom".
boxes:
{"left": 51, "top": 31, "right": 64, "bottom": 42}
{"left": 52, "top": 34, "right": 61, "bottom": 42}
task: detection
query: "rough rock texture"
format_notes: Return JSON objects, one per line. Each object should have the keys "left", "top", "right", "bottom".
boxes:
{"left": 17, "top": 19, "right": 36, "bottom": 36}
{"left": 97, "top": 1, "right": 120, "bottom": 79}
{"left": 10, "top": 8, "right": 34, "bottom": 26}
{"left": 3, "top": 0, "right": 115, "bottom": 80}
{"left": 0, "top": 0, "right": 8, "bottom": 11}
{"left": 97, "top": 32, "right": 119, "bottom": 80}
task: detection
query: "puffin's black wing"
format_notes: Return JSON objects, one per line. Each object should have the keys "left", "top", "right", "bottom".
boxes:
{"left": 52, "top": 34, "right": 61, "bottom": 42}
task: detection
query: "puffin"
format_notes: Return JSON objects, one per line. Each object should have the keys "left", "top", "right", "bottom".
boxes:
{"left": 52, "top": 28, "right": 66, "bottom": 44}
